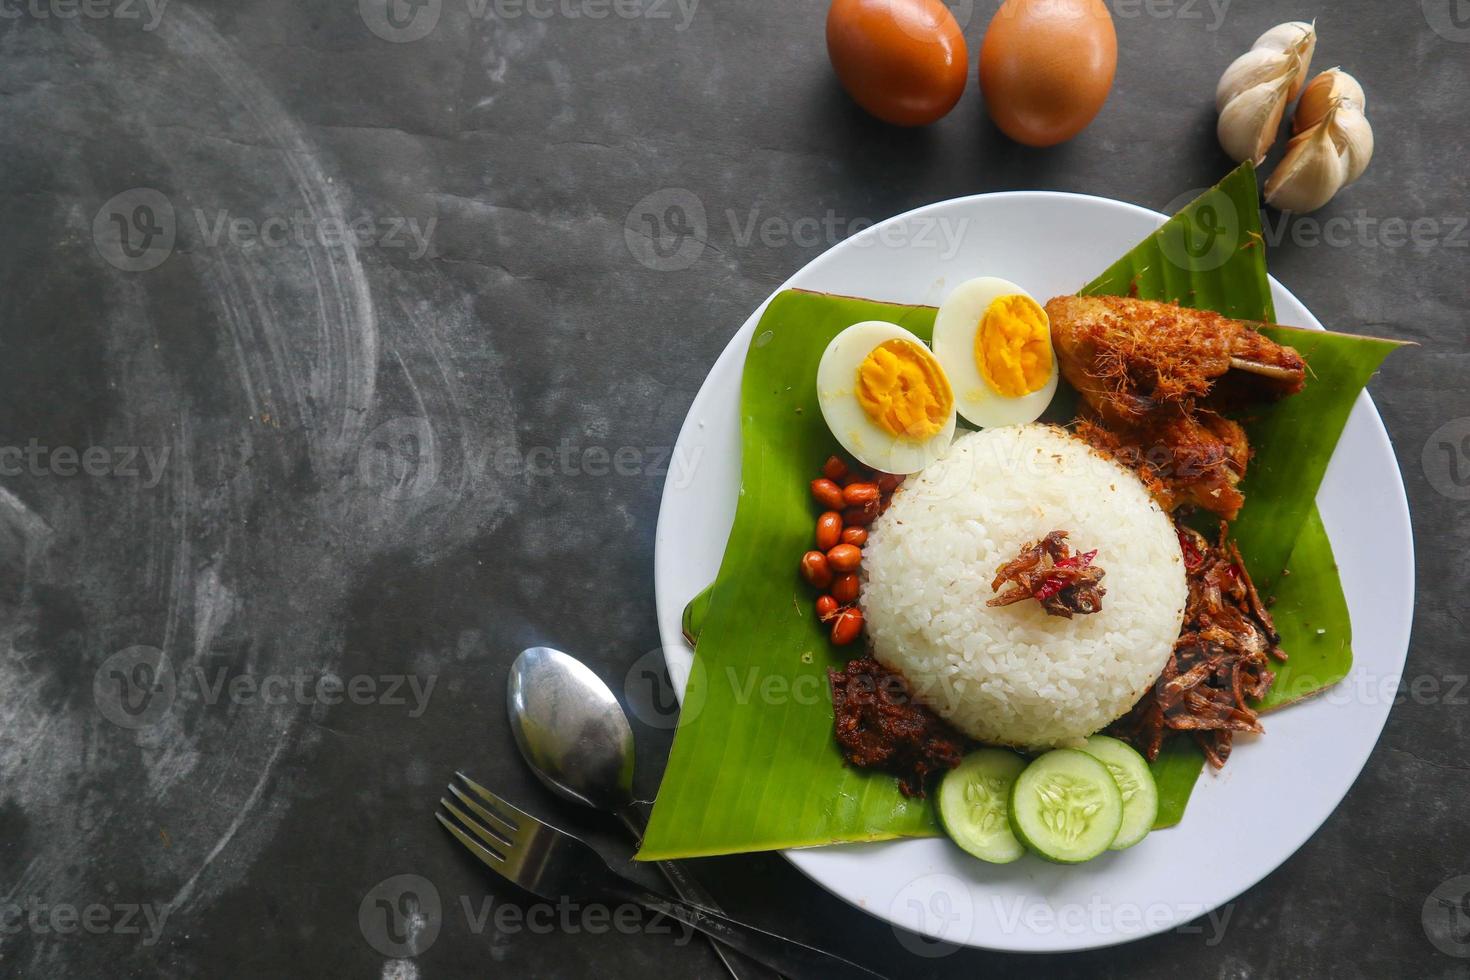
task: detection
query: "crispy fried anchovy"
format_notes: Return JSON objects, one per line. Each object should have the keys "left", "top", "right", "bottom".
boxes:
{"left": 1109, "top": 522, "right": 1286, "bottom": 768}
{"left": 987, "top": 530, "right": 1107, "bottom": 619}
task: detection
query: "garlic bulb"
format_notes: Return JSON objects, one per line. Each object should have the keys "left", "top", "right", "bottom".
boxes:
{"left": 1265, "top": 69, "right": 1374, "bottom": 212}
{"left": 1216, "top": 21, "right": 1317, "bottom": 163}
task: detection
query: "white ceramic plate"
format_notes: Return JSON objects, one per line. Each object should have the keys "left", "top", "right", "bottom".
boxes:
{"left": 653, "top": 192, "right": 1413, "bottom": 953}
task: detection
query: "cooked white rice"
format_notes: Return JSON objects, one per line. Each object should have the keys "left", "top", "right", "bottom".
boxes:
{"left": 860, "top": 424, "right": 1186, "bottom": 750}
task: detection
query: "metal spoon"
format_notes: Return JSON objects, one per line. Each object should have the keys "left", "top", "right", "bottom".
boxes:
{"left": 507, "top": 646, "right": 778, "bottom": 980}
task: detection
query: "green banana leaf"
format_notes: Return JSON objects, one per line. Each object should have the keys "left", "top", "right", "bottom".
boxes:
{"left": 641, "top": 165, "right": 1402, "bottom": 859}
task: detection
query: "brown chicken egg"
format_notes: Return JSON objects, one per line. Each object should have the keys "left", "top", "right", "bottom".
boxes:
{"left": 978, "top": 0, "right": 1117, "bottom": 147}
{"left": 826, "top": 0, "right": 968, "bottom": 127}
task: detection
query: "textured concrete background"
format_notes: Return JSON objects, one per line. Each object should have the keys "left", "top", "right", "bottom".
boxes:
{"left": 0, "top": 0, "right": 1465, "bottom": 977}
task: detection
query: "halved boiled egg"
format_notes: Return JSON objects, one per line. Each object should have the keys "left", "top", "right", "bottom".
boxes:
{"left": 932, "top": 276, "right": 1058, "bottom": 428}
{"left": 816, "top": 320, "right": 957, "bottom": 475}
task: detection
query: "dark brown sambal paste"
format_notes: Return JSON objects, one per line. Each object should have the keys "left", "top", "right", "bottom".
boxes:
{"left": 827, "top": 658, "right": 966, "bottom": 797}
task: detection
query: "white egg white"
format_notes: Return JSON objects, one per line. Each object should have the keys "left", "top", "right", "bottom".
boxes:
{"left": 932, "top": 276, "right": 1059, "bottom": 428}
{"left": 816, "top": 320, "right": 957, "bottom": 475}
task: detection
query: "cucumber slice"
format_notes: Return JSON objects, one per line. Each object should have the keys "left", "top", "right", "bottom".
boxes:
{"left": 1009, "top": 749, "right": 1123, "bottom": 863}
{"left": 1082, "top": 735, "right": 1159, "bottom": 850}
{"left": 938, "top": 748, "right": 1028, "bottom": 864}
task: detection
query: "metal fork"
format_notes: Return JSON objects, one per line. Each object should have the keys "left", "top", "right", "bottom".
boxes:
{"left": 436, "top": 772, "right": 889, "bottom": 980}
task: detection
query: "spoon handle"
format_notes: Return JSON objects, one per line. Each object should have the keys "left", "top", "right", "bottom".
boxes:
{"left": 618, "top": 805, "right": 784, "bottom": 980}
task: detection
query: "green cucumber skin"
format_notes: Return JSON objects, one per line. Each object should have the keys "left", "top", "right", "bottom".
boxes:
{"left": 1008, "top": 749, "right": 1123, "bottom": 864}
{"left": 938, "top": 749, "right": 1028, "bottom": 864}
{"left": 1082, "top": 735, "right": 1159, "bottom": 851}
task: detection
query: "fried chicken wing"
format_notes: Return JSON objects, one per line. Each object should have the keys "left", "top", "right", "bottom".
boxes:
{"left": 1077, "top": 411, "right": 1250, "bottom": 519}
{"left": 1048, "top": 295, "right": 1305, "bottom": 519}
{"left": 1046, "top": 295, "right": 1305, "bottom": 427}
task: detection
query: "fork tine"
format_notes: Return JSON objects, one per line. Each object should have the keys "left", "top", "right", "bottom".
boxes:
{"left": 438, "top": 799, "right": 514, "bottom": 852}
{"left": 454, "top": 771, "right": 535, "bottom": 828}
{"left": 435, "top": 810, "right": 506, "bottom": 870}
{"left": 447, "top": 784, "right": 520, "bottom": 844}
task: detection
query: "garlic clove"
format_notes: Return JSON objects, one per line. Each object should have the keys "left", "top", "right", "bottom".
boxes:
{"left": 1216, "top": 47, "right": 1290, "bottom": 112}
{"left": 1264, "top": 122, "right": 1348, "bottom": 213}
{"left": 1253, "top": 20, "right": 1315, "bottom": 52}
{"left": 1218, "top": 74, "right": 1291, "bottom": 165}
{"left": 1332, "top": 102, "right": 1375, "bottom": 184}
{"left": 1294, "top": 68, "right": 1367, "bottom": 133}
{"left": 1254, "top": 21, "right": 1317, "bottom": 99}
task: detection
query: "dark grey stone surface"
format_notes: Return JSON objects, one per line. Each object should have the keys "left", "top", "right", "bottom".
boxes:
{"left": 0, "top": 1, "right": 1464, "bottom": 976}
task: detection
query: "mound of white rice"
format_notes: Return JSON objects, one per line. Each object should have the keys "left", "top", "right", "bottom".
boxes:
{"left": 860, "top": 424, "right": 1186, "bottom": 750}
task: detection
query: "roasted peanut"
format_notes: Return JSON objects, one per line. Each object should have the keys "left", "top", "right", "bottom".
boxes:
{"left": 826, "top": 543, "right": 861, "bottom": 573}
{"left": 810, "top": 477, "right": 845, "bottom": 510}
{"left": 840, "top": 526, "right": 868, "bottom": 547}
{"left": 815, "top": 511, "right": 843, "bottom": 550}
{"left": 830, "top": 607, "right": 864, "bottom": 645}
{"left": 832, "top": 572, "right": 860, "bottom": 603}
{"left": 800, "top": 550, "right": 833, "bottom": 589}
{"left": 843, "top": 501, "right": 879, "bottom": 526}
{"left": 842, "top": 482, "right": 880, "bottom": 506}
{"left": 875, "top": 472, "right": 903, "bottom": 493}
{"left": 822, "top": 455, "right": 849, "bottom": 482}
{"left": 815, "top": 594, "right": 839, "bottom": 623}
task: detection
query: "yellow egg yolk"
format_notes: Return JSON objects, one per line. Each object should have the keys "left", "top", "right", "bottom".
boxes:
{"left": 977, "top": 295, "right": 1052, "bottom": 398}
{"left": 855, "top": 339, "right": 953, "bottom": 440}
